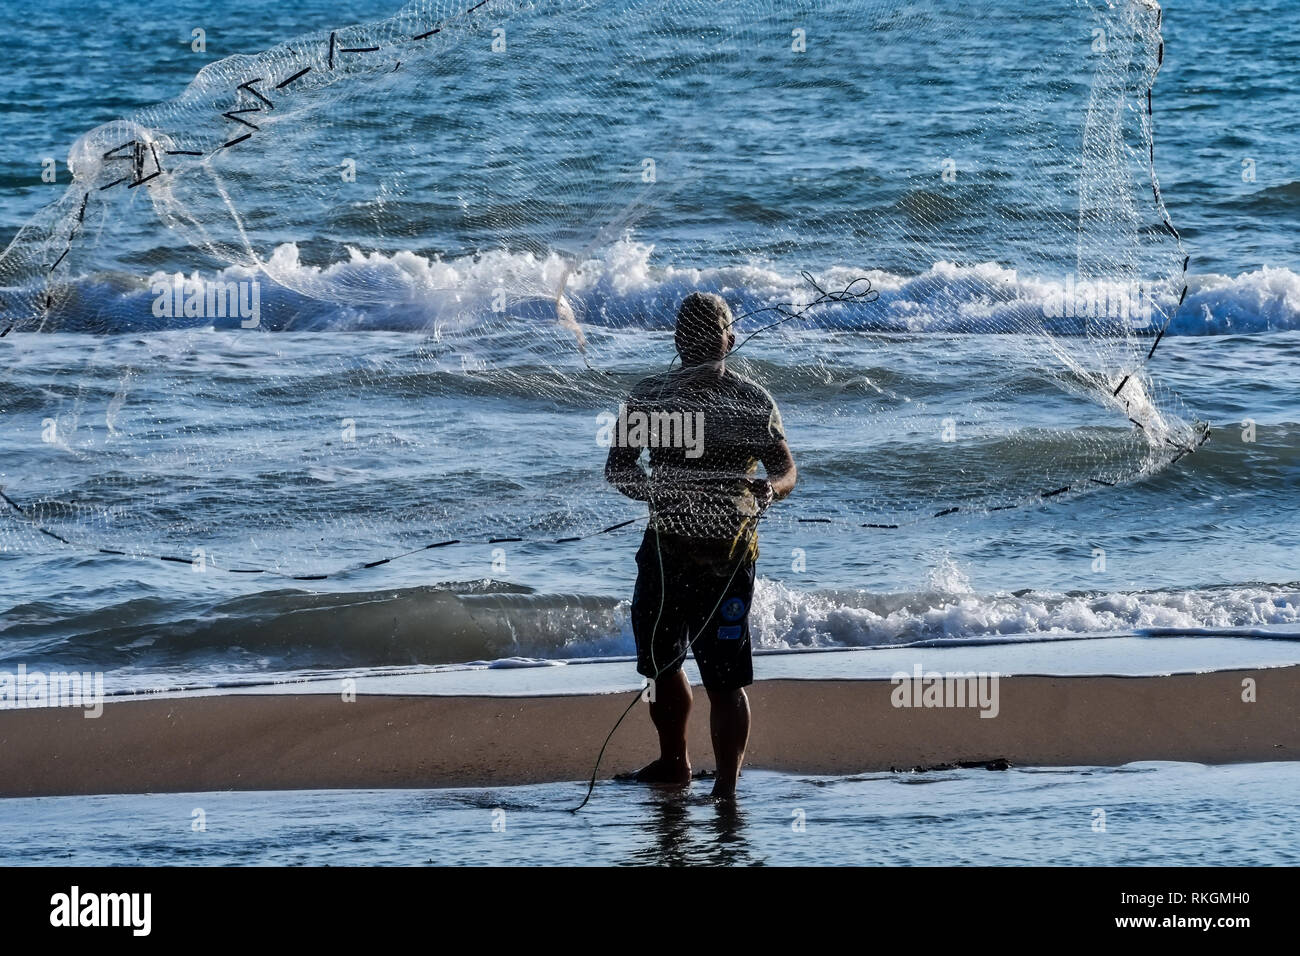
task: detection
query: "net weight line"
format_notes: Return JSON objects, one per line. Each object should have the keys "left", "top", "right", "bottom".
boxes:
{"left": 0, "top": 486, "right": 645, "bottom": 581}
{"left": 0, "top": 413, "right": 1209, "bottom": 583}
{"left": 1112, "top": 4, "right": 1189, "bottom": 402}
{"left": 21, "top": 0, "right": 505, "bottom": 332}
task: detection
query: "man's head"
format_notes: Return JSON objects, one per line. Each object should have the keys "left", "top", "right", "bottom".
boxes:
{"left": 674, "top": 292, "right": 735, "bottom": 366}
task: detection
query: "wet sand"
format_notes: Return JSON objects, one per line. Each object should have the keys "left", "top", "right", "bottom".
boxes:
{"left": 1, "top": 667, "right": 1295, "bottom": 797}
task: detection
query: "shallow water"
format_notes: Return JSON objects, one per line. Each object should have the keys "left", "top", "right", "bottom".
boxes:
{"left": 3, "top": 762, "right": 1297, "bottom": 866}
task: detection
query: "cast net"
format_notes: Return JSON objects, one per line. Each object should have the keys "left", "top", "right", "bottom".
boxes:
{"left": 0, "top": 0, "right": 1203, "bottom": 578}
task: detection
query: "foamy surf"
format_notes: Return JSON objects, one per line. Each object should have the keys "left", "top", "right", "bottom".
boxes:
{"left": 28, "top": 242, "right": 1300, "bottom": 335}
{"left": 5, "top": 577, "right": 1298, "bottom": 676}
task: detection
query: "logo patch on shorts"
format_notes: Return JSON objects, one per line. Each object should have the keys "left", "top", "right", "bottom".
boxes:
{"left": 720, "top": 597, "right": 746, "bottom": 622}
{"left": 717, "top": 624, "right": 743, "bottom": 641}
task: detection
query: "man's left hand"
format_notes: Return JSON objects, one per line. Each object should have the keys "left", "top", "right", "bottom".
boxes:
{"left": 745, "top": 478, "right": 775, "bottom": 510}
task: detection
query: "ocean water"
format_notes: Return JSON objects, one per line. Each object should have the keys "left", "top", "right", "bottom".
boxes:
{"left": 1, "top": 2, "right": 1298, "bottom": 871}
{"left": 4, "top": 328, "right": 1300, "bottom": 691}
{"left": 4, "top": 763, "right": 1299, "bottom": 866}
{"left": 1, "top": 0, "right": 1298, "bottom": 687}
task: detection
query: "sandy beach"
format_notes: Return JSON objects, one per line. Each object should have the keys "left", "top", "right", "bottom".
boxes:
{"left": 2, "top": 666, "right": 1294, "bottom": 798}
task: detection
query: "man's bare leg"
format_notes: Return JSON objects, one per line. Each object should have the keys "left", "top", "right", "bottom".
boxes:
{"left": 707, "top": 686, "right": 750, "bottom": 798}
{"left": 629, "top": 668, "right": 693, "bottom": 784}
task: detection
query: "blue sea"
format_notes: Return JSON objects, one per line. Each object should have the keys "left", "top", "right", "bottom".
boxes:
{"left": 0, "top": 0, "right": 1298, "bottom": 865}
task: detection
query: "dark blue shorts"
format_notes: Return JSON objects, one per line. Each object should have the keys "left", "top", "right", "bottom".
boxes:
{"left": 630, "top": 531, "right": 755, "bottom": 692}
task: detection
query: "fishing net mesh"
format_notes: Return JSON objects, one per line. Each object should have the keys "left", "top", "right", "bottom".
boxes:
{"left": 0, "top": 0, "right": 1202, "bottom": 577}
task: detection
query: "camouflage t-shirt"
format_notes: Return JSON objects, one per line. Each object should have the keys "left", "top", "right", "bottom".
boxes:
{"left": 624, "top": 362, "right": 785, "bottom": 563}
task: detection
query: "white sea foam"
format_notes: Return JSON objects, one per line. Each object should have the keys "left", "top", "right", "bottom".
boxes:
{"left": 741, "top": 578, "right": 1300, "bottom": 653}
{"left": 465, "top": 577, "right": 1300, "bottom": 662}
{"left": 131, "top": 241, "right": 1300, "bottom": 335}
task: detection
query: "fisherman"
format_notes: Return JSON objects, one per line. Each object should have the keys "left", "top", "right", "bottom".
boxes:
{"left": 605, "top": 291, "right": 797, "bottom": 799}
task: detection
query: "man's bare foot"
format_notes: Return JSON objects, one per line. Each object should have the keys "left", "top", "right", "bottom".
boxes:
{"left": 710, "top": 769, "right": 742, "bottom": 799}
{"left": 616, "top": 757, "right": 692, "bottom": 785}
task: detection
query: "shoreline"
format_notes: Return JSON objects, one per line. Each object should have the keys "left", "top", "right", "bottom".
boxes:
{"left": 2, "top": 666, "right": 1296, "bottom": 798}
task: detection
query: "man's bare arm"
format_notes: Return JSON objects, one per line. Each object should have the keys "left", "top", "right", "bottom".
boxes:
{"left": 605, "top": 444, "right": 651, "bottom": 501}
{"left": 752, "top": 439, "right": 797, "bottom": 505}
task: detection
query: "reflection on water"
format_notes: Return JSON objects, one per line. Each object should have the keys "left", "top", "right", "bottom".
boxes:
{"left": 626, "top": 790, "right": 758, "bottom": 867}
